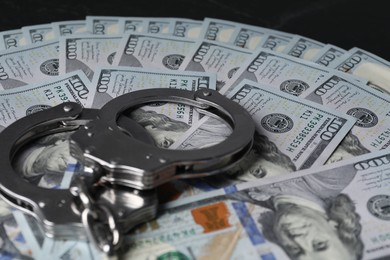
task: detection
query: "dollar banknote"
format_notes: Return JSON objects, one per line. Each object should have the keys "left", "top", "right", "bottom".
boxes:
{"left": 283, "top": 35, "right": 326, "bottom": 60}
{"left": 214, "top": 48, "right": 388, "bottom": 163}
{"left": 230, "top": 27, "right": 266, "bottom": 50}
{"left": 311, "top": 44, "right": 346, "bottom": 67}
{"left": 122, "top": 17, "right": 147, "bottom": 33}
{"left": 86, "top": 15, "right": 124, "bottom": 35}
{"left": 303, "top": 71, "right": 390, "bottom": 162}
{"left": 0, "top": 71, "right": 91, "bottom": 130}
{"left": 229, "top": 23, "right": 293, "bottom": 51}
{"left": 59, "top": 35, "right": 122, "bottom": 80}
{"left": 144, "top": 18, "right": 174, "bottom": 34}
{"left": 90, "top": 66, "right": 216, "bottom": 129}
{"left": 219, "top": 48, "right": 368, "bottom": 97}
{"left": 90, "top": 66, "right": 216, "bottom": 108}
{"left": 255, "top": 33, "right": 292, "bottom": 53}
{"left": 333, "top": 47, "right": 390, "bottom": 94}
{"left": 310, "top": 45, "right": 364, "bottom": 85}
{"left": 154, "top": 148, "right": 390, "bottom": 260}
{"left": 51, "top": 20, "right": 88, "bottom": 37}
{"left": 0, "top": 40, "right": 60, "bottom": 90}
{"left": 198, "top": 18, "right": 239, "bottom": 43}
{"left": 22, "top": 24, "right": 56, "bottom": 44}
{"left": 173, "top": 79, "right": 355, "bottom": 181}
{"left": 113, "top": 33, "right": 196, "bottom": 70}
{"left": 180, "top": 40, "right": 253, "bottom": 90}
{"left": 0, "top": 29, "right": 27, "bottom": 50}
{"left": 172, "top": 18, "right": 203, "bottom": 39}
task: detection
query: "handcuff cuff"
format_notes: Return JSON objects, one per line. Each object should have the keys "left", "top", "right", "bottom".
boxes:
{"left": 0, "top": 88, "right": 255, "bottom": 255}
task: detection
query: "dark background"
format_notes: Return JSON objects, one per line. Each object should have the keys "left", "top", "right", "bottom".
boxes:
{"left": 0, "top": 0, "right": 388, "bottom": 60}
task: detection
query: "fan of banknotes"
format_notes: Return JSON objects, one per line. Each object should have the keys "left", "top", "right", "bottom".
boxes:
{"left": 0, "top": 15, "right": 390, "bottom": 259}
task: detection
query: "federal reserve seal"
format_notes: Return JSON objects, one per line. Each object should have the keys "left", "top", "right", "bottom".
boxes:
{"left": 26, "top": 104, "right": 51, "bottom": 115}
{"left": 346, "top": 107, "right": 378, "bottom": 128}
{"left": 367, "top": 195, "right": 390, "bottom": 220}
{"left": 261, "top": 113, "right": 294, "bottom": 133}
{"left": 162, "top": 54, "right": 185, "bottom": 70}
{"left": 40, "top": 59, "right": 59, "bottom": 76}
{"left": 280, "top": 79, "right": 309, "bottom": 96}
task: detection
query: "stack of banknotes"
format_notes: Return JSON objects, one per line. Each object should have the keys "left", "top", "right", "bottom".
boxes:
{"left": 1, "top": 16, "right": 390, "bottom": 259}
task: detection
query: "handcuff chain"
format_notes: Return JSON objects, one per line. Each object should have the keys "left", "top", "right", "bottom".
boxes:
{"left": 73, "top": 178, "right": 122, "bottom": 255}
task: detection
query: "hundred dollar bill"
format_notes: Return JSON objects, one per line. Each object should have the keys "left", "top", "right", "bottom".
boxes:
{"left": 283, "top": 35, "right": 326, "bottom": 60}
{"left": 333, "top": 47, "right": 390, "bottom": 94}
{"left": 255, "top": 33, "right": 292, "bottom": 53}
{"left": 198, "top": 18, "right": 238, "bottom": 43}
{"left": 219, "top": 47, "right": 368, "bottom": 97}
{"left": 0, "top": 71, "right": 92, "bottom": 130}
{"left": 180, "top": 40, "right": 253, "bottom": 90}
{"left": 287, "top": 44, "right": 361, "bottom": 87}
{"left": 0, "top": 29, "right": 27, "bottom": 50}
{"left": 51, "top": 20, "right": 88, "bottom": 37}
{"left": 90, "top": 66, "right": 216, "bottom": 135}
{"left": 91, "top": 66, "right": 216, "bottom": 108}
{"left": 113, "top": 33, "right": 196, "bottom": 70}
{"left": 216, "top": 49, "right": 387, "bottom": 163}
{"left": 86, "top": 15, "right": 124, "bottom": 35}
{"left": 303, "top": 70, "right": 390, "bottom": 162}
{"left": 59, "top": 35, "right": 122, "bottom": 80}
{"left": 122, "top": 17, "right": 146, "bottom": 33}
{"left": 173, "top": 79, "right": 355, "bottom": 177}
{"left": 145, "top": 17, "right": 174, "bottom": 34}
{"left": 0, "top": 40, "right": 60, "bottom": 90}
{"left": 22, "top": 24, "right": 56, "bottom": 44}
{"left": 156, "top": 149, "right": 390, "bottom": 260}
{"left": 229, "top": 23, "right": 293, "bottom": 51}
{"left": 311, "top": 44, "right": 346, "bottom": 67}
{"left": 172, "top": 18, "right": 203, "bottom": 39}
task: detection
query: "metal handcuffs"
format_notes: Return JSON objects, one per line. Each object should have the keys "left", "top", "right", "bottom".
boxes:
{"left": 0, "top": 88, "right": 255, "bottom": 254}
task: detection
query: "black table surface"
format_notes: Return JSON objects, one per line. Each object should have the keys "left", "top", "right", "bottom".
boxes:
{"left": 0, "top": 0, "right": 389, "bottom": 61}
